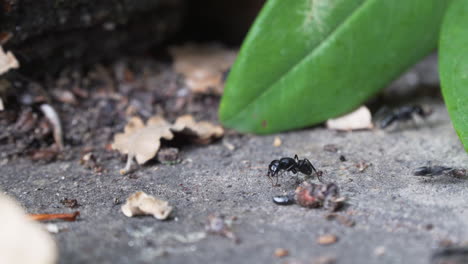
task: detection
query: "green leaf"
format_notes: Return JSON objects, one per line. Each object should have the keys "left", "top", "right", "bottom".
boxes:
{"left": 219, "top": 0, "right": 451, "bottom": 134}
{"left": 440, "top": 0, "right": 468, "bottom": 152}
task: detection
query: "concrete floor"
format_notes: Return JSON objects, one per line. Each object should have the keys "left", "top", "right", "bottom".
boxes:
{"left": 1, "top": 55, "right": 468, "bottom": 264}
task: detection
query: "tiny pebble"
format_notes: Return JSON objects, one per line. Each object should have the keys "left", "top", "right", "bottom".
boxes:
{"left": 273, "top": 136, "right": 282, "bottom": 147}
{"left": 317, "top": 234, "right": 338, "bottom": 245}
{"left": 274, "top": 248, "right": 289, "bottom": 258}
{"left": 374, "top": 246, "right": 385, "bottom": 256}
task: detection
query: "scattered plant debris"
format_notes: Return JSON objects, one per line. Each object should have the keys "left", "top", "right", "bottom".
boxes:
{"left": 112, "top": 115, "right": 223, "bottom": 173}
{"left": 325, "top": 213, "right": 355, "bottom": 227}
{"left": 312, "top": 256, "right": 337, "bottom": 264}
{"left": 112, "top": 116, "right": 174, "bottom": 174}
{"left": 172, "top": 114, "right": 224, "bottom": 144}
{"left": 274, "top": 248, "right": 289, "bottom": 258}
{"left": 30, "top": 148, "right": 59, "bottom": 162}
{"left": 413, "top": 166, "right": 467, "bottom": 177}
{"left": 121, "top": 191, "right": 172, "bottom": 220}
{"left": 60, "top": 198, "right": 80, "bottom": 209}
{"left": 39, "top": 104, "right": 64, "bottom": 150}
{"left": 273, "top": 136, "right": 282, "bottom": 147}
{"left": 323, "top": 144, "right": 339, "bottom": 153}
{"left": 355, "top": 162, "right": 371, "bottom": 172}
{"left": 0, "top": 193, "right": 57, "bottom": 264}
{"left": 0, "top": 46, "right": 19, "bottom": 75}
{"left": 339, "top": 155, "right": 346, "bottom": 162}
{"left": 205, "top": 213, "right": 239, "bottom": 243}
{"left": 169, "top": 43, "right": 237, "bottom": 95}
{"left": 29, "top": 211, "right": 80, "bottom": 222}
{"left": 317, "top": 234, "right": 338, "bottom": 245}
{"left": 273, "top": 182, "right": 346, "bottom": 212}
{"left": 326, "top": 106, "right": 373, "bottom": 131}
{"left": 79, "top": 152, "right": 104, "bottom": 173}
{"left": 295, "top": 182, "right": 345, "bottom": 211}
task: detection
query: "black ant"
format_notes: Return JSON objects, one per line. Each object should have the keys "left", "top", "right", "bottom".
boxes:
{"left": 267, "top": 155, "right": 322, "bottom": 186}
{"left": 380, "top": 105, "right": 430, "bottom": 129}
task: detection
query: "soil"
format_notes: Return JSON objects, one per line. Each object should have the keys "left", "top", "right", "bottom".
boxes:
{"left": 1, "top": 54, "right": 468, "bottom": 264}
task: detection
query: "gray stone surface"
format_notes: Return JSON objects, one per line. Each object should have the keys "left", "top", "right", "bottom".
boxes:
{"left": 1, "top": 55, "right": 468, "bottom": 264}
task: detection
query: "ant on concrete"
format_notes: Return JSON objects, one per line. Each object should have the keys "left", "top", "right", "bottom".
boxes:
{"left": 380, "top": 105, "right": 430, "bottom": 129}
{"left": 267, "top": 155, "right": 322, "bottom": 186}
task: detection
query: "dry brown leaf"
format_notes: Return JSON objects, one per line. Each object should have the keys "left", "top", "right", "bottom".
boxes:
{"left": 172, "top": 115, "right": 224, "bottom": 144}
{"left": 169, "top": 43, "right": 237, "bottom": 95}
{"left": 121, "top": 191, "right": 172, "bottom": 220}
{"left": 326, "top": 106, "right": 373, "bottom": 131}
{"left": 113, "top": 115, "right": 224, "bottom": 172}
{"left": 0, "top": 193, "right": 57, "bottom": 264}
{"left": 112, "top": 116, "right": 174, "bottom": 173}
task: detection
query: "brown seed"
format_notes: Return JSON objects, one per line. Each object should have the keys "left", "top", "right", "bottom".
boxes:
{"left": 317, "top": 234, "right": 338, "bottom": 245}
{"left": 274, "top": 248, "right": 289, "bottom": 258}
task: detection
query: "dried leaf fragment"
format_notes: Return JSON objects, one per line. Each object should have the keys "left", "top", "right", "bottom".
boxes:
{"left": 172, "top": 115, "right": 224, "bottom": 144}
{"left": 121, "top": 191, "right": 172, "bottom": 220}
{"left": 0, "top": 193, "right": 57, "bottom": 264}
{"left": 169, "top": 43, "right": 237, "bottom": 95}
{"left": 326, "top": 106, "right": 373, "bottom": 131}
{"left": 112, "top": 115, "right": 223, "bottom": 173}
{"left": 112, "top": 116, "right": 174, "bottom": 173}
{"left": 0, "top": 46, "right": 19, "bottom": 75}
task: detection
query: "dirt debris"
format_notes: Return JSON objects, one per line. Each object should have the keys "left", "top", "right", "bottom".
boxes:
{"left": 323, "top": 144, "right": 339, "bottom": 153}
{"left": 355, "top": 161, "right": 371, "bottom": 173}
{"left": 317, "top": 234, "right": 338, "bottom": 245}
{"left": 274, "top": 248, "right": 289, "bottom": 258}
{"left": 205, "top": 214, "right": 239, "bottom": 243}
{"left": 60, "top": 198, "right": 80, "bottom": 209}
{"left": 325, "top": 213, "right": 355, "bottom": 227}
{"left": 312, "top": 256, "right": 337, "bottom": 264}
{"left": 121, "top": 191, "right": 172, "bottom": 220}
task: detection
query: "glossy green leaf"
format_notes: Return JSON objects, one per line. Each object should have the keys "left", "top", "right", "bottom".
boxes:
{"left": 219, "top": 0, "right": 451, "bottom": 134}
{"left": 440, "top": 0, "right": 468, "bottom": 152}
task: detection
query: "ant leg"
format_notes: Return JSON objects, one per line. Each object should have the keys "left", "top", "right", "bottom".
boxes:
{"left": 294, "top": 154, "right": 299, "bottom": 162}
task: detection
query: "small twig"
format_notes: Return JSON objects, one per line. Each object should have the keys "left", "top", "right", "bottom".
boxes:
{"left": 40, "top": 104, "right": 64, "bottom": 150}
{"left": 29, "top": 211, "right": 80, "bottom": 222}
